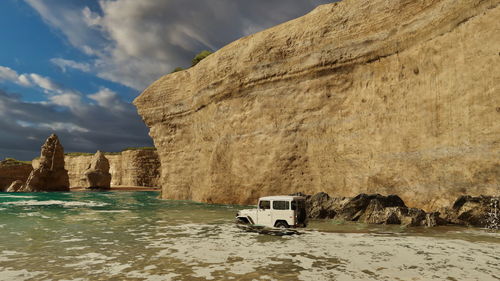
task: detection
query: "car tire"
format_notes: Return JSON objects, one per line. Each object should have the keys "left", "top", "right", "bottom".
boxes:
{"left": 275, "top": 221, "right": 289, "bottom": 228}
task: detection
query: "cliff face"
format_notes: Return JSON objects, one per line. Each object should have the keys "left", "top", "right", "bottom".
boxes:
{"left": 134, "top": 0, "right": 500, "bottom": 210}
{"left": 0, "top": 160, "right": 32, "bottom": 191}
{"left": 53, "top": 150, "right": 160, "bottom": 188}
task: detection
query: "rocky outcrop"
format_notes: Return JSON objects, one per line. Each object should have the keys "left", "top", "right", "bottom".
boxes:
{"left": 84, "top": 151, "right": 111, "bottom": 189}
{"left": 6, "top": 180, "right": 24, "bottom": 192}
{"left": 439, "top": 195, "right": 500, "bottom": 227}
{"left": 12, "top": 134, "right": 69, "bottom": 192}
{"left": 134, "top": 0, "right": 500, "bottom": 208}
{"left": 306, "top": 192, "right": 348, "bottom": 219}
{"left": 63, "top": 149, "right": 160, "bottom": 188}
{"left": 0, "top": 159, "right": 32, "bottom": 191}
{"left": 305, "top": 192, "right": 444, "bottom": 227}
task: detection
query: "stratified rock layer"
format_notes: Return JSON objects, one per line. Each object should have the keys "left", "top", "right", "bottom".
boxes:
{"left": 84, "top": 151, "right": 111, "bottom": 189}
{"left": 135, "top": 0, "right": 500, "bottom": 209}
{"left": 62, "top": 149, "right": 160, "bottom": 188}
{"left": 18, "top": 134, "right": 69, "bottom": 192}
{"left": 0, "top": 159, "right": 32, "bottom": 191}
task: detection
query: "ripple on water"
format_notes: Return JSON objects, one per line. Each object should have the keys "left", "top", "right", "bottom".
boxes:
{"left": 0, "top": 191, "right": 498, "bottom": 281}
{"left": 0, "top": 200, "right": 108, "bottom": 207}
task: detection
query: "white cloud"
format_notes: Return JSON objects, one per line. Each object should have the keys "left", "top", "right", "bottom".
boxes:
{"left": 88, "top": 87, "right": 126, "bottom": 113}
{"left": 0, "top": 86, "right": 152, "bottom": 160}
{"left": 23, "top": 0, "right": 107, "bottom": 56}
{"left": 28, "top": 73, "right": 66, "bottom": 94}
{"left": 0, "top": 65, "right": 70, "bottom": 94}
{"left": 25, "top": 0, "right": 334, "bottom": 90}
{"left": 0, "top": 66, "right": 32, "bottom": 87}
{"left": 51, "top": 58, "right": 91, "bottom": 73}
{"left": 40, "top": 122, "right": 90, "bottom": 133}
{"left": 17, "top": 74, "right": 33, "bottom": 87}
{"left": 48, "top": 93, "right": 84, "bottom": 111}
{"left": 0, "top": 66, "right": 19, "bottom": 81}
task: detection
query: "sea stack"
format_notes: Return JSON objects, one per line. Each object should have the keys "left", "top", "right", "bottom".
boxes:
{"left": 134, "top": 0, "right": 499, "bottom": 209}
{"left": 84, "top": 151, "right": 111, "bottom": 189}
{"left": 11, "top": 134, "right": 70, "bottom": 192}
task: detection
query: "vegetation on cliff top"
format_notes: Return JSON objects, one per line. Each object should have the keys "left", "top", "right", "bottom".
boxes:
{"left": 63, "top": 147, "right": 156, "bottom": 157}
{"left": 170, "top": 50, "right": 213, "bottom": 73}
{"left": 1, "top": 158, "right": 32, "bottom": 166}
{"left": 191, "top": 50, "right": 213, "bottom": 66}
{"left": 122, "top": 147, "right": 157, "bottom": 151}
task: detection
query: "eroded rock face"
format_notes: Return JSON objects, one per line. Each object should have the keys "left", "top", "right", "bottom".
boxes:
{"left": 63, "top": 149, "right": 160, "bottom": 188}
{"left": 440, "top": 195, "right": 500, "bottom": 227}
{"left": 6, "top": 180, "right": 24, "bottom": 192}
{"left": 306, "top": 192, "right": 448, "bottom": 227}
{"left": 306, "top": 192, "right": 348, "bottom": 219}
{"left": 14, "top": 134, "right": 69, "bottom": 192}
{"left": 134, "top": 0, "right": 500, "bottom": 208}
{"left": 84, "top": 151, "right": 111, "bottom": 189}
{"left": 336, "top": 194, "right": 406, "bottom": 221}
{"left": 0, "top": 159, "right": 32, "bottom": 191}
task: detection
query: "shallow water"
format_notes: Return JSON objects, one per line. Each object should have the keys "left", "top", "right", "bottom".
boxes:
{"left": 0, "top": 192, "right": 498, "bottom": 281}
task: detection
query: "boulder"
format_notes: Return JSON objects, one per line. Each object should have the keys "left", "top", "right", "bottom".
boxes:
{"left": 445, "top": 195, "right": 500, "bottom": 227}
{"left": 11, "top": 134, "right": 70, "bottom": 192}
{"left": 336, "top": 194, "right": 406, "bottom": 221}
{"left": 302, "top": 192, "right": 446, "bottom": 227}
{"left": 84, "top": 151, "right": 111, "bottom": 189}
{"left": 6, "top": 180, "right": 24, "bottom": 192}
{"left": 305, "top": 192, "right": 350, "bottom": 219}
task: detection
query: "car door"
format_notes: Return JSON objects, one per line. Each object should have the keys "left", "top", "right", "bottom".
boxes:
{"left": 257, "top": 200, "right": 272, "bottom": 227}
{"left": 272, "top": 200, "right": 292, "bottom": 226}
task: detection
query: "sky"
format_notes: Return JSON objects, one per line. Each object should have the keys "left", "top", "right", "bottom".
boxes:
{"left": 0, "top": 0, "right": 334, "bottom": 160}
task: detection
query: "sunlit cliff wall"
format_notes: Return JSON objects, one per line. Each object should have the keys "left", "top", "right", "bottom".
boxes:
{"left": 135, "top": 0, "right": 500, "bottom": 210}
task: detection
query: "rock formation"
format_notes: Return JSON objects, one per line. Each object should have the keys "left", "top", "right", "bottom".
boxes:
{"left": 84, "top": 151, "right": 111, "bottom": 189}
{"left": 440, "top": 195, "right": 500, "bottom": 227}
{"left": 6, "top": 180, "right": 24, "bottom": 192}
{"left": 134, "top": 0, "right": 500, "bottom": 208}
{"left": 62, "top": 149, "right": 160, "bottom": 188}
{"left": 304, "top": 192, "right": 445, "bottom": 227}
{"left": 11, "top": 134, "right": 70, "bottom": 192}
{"left": 0, "top": 159, "right": 32, "bottom": 191}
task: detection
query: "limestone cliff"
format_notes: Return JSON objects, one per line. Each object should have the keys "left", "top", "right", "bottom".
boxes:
{"left": 61, "top": 149, "right": 161, "bottom": 188}
{"left": 84, "top": 151, "right": 112, "bottom": 189}
{"left": 18, "top": 134, "right": 69, "bottom": 192}
{"left": 0, "top": 159, "right": 32, "bottom": 191}
{"left": 134, "top": 0, "right": 500, "bottom": 210}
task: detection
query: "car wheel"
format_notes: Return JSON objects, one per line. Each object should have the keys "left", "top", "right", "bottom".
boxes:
{"left": 275, "top": 221, "right": 289, "bottom": 228}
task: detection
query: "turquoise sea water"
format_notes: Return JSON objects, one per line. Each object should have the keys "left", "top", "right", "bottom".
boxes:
{"left": 0, "top": 192, "right": 499, "bottom": 281}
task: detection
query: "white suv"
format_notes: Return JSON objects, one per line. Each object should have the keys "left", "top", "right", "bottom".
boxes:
{"left": 236, "top": 196, "right": 308, "bottom": 228}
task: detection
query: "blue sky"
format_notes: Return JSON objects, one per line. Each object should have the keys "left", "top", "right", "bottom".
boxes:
{"left": 0, "top": 0, "right": 333, "bottom": 160}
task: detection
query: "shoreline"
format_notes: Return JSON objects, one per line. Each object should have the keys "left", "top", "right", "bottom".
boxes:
{"left": 71, "top": 186, "right": 160, "bottom": 192}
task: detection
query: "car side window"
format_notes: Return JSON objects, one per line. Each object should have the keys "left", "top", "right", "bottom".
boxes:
{"left": 273, "top": 201, "right": 290, "bottom": 210}
{"left": 291, "top": 201, "right": 296, "bottom": 210}
{"left": 259, "top": 200, "right": 270, "bottom": 210}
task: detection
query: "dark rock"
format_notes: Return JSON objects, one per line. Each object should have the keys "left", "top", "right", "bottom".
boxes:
{"left": 451, "top": 195, "right": 499, "bottom": 227}
{"left": 307, "top": 192, "right": 336, "bottom": 219}
{"left": 336, "top": 193, "right": 406, "bottom": 221}
{"left": 304, "top": 192, "right": 350, "bottom": 219}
